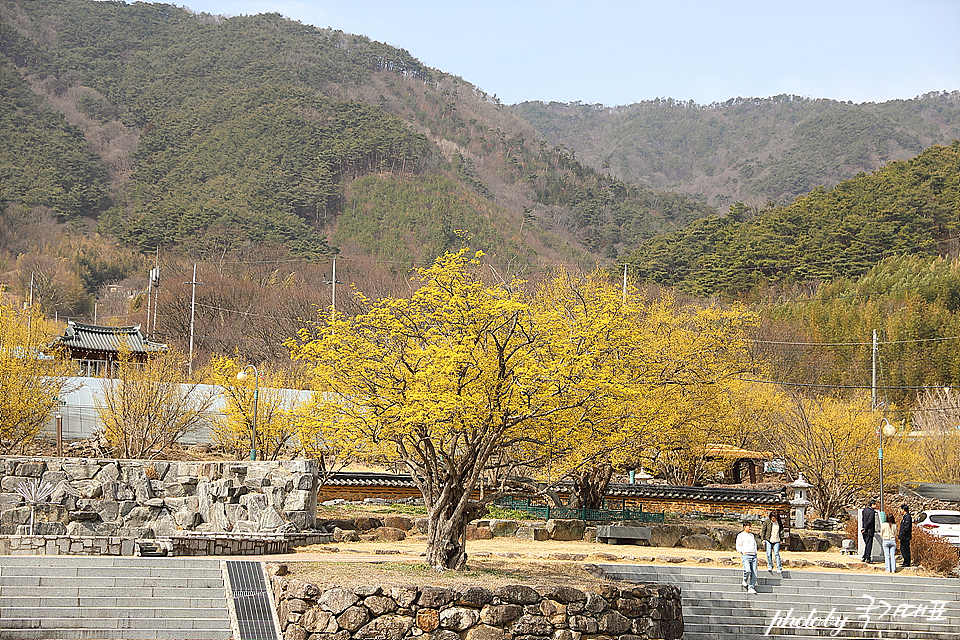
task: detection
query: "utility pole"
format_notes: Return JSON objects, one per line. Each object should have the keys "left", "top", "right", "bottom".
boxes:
{"left": 185, "top": 264, "right": 204, "bottom": 377}
{"left": 146, "top": 262, "right": 160, "bottom": 340}
{"left": 324, "top": 257, "right": 342, "bottom": 322}
{"left": 622, "top": 264, "right": 628, "bottom": 305}
{"left": 871, "top": 329, "right": 878, "bottom": 411}
{"left": 25, "top": 272, "right": 34, "bottom": 346}
{"left": 151, "top": 248, "right": 160, "bottom": 339}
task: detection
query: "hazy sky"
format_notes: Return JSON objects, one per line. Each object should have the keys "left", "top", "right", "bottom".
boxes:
{"left": 176, "top": 0, "right": 959, "bottom": 107}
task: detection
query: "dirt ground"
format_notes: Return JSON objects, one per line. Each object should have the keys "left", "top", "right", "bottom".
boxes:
{"left": 256, "top": 532, "right": 945, "bottom": 591}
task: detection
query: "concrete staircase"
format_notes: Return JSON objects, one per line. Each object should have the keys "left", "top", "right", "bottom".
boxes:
{"left": 596, "top": 563, "right": 960, "bottom": 639}
{"left": 0, "top": 555, "right": 234, "bottom": 640}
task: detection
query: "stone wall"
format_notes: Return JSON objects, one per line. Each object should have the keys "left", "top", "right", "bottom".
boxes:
{"left": 270, "top": 574, "right": 683, "bottom": 640}
{"left": 168, "top": 532, "right": 330, "bottom": 556}
{"left": 317, "top": 484, "right": 788, "bottom": 518}
{"left": 0, "top": 534, "right": 135, "bottom": 556}
{"left": 618, "top": 497, "right": 787, "bottom": 517}
{"left": 0, "top": 456, "right": 318, "bottom": 538}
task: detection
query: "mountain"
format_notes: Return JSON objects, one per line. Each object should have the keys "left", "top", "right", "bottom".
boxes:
{"left": 621, "top": 140, "right": 960, "bottom": 297}
{"left": 512, "top": 93, "right": 960, "bottom": 208}
{"left": 0, "top": 0, "right": 715, "bottom": 280}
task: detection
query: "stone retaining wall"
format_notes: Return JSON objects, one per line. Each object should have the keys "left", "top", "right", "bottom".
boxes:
{"left": 0, "top": 534, "right": 136, "bottom": 556}
{"left": 270, "top": 574, "right": 683, "bottom": 640}
{"left": 0, "top": 456, "right": 318, "bottom": 538}
{"left": 0, "top": 531, "right": 333, "bottom": 556}
{"left": 167, "top": 532, "right": 331, "bottom": 556}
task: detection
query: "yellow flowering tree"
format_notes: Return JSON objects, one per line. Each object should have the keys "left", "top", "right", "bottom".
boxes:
{"left": 290, "top": 250, "right": 762, "bottom": 570}
{"left": 0, "top": 302, "right": 73, "bottom": 453}
{"left": 98, "top": 348, "right": 218, "bottom": 459}
{"left": 759, "top": 392, "right": 915, "bottom": 518}
{"left": 291, "top": 250, "right": 610, "bottom": 569}
{"left": 207, "top": 356, "right": 309, "bottom": 460}
{"left": 524, "top": 271, "right": 762, "bottom": 503}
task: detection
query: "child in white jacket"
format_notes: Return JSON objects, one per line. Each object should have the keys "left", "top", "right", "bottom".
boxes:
{"left": 736, "top": 521, "right": 759, "bottom": 594}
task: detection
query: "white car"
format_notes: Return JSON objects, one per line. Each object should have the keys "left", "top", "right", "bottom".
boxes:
{"left": 915, "top": 510, "right": 960, "bottom": 547}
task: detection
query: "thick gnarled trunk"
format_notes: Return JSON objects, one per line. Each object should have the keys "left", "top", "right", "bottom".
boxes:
{"left": 567, "top": 465, "right": 614, "bottom": 510}
{"left": 412, "top": 461, "right": 488, "bottom": 571}
{"left": 425, "top": 494, "right": 469, "bottom": 570}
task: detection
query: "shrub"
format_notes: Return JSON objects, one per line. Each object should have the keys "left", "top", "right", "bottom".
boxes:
{"left": 485, "top": 506, "right": 536, "bottom": 521}
{"left": 909, "top": 528, "right": 960, "bottom": 574}
{"left": 844, "top": 518, "right": 858, "bottom": 543}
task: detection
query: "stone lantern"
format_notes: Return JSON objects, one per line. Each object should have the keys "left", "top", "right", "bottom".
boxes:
{"left": 789, "top": 474, "right": 813, "bottom": 529}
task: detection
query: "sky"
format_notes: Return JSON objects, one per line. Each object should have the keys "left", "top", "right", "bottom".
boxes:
{"left": 172, "top": 0, "right": 959, "bottom": 107}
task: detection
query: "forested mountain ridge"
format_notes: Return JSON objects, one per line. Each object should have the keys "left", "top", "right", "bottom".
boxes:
{"left": 512, "top": 93, "right": 960, "bottom": 208}
{"left": 621, "top": 140, "right": 960, "bottom": 297}
{"left": 0, "top": 0, "right": 715, "bottom": 285}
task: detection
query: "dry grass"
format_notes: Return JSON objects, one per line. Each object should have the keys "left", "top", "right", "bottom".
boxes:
{"left": 280, "top": 557, "right": 609, "bottom": 591}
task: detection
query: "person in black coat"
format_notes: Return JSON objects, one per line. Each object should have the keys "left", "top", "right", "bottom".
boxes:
{"left": 898, "top": 504, "right": 913, "bottom": 567}
{"left": 860, "top": 498, "right": 877, "bottom": 562}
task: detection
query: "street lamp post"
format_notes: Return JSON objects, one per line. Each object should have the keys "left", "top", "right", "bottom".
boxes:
{"left": 878, "top": 418, "right": 897, "bottom": 513}
{"left": 237, "top": 365, "right": 259, "bottom": 461}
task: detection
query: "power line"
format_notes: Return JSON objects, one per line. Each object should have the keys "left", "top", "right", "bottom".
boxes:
{"left": 748, "top": 335, "right": 960, "bottom": 347}
{"left": 735, "top": 377, "right": 943, "bottom": 391}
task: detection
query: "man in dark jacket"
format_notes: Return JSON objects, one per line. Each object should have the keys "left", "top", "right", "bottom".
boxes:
{"left": 861, "top": 499, "right": 877, "bottom": 562}
{"left": 898, "top": 504, "right": 913, "bottom": 567}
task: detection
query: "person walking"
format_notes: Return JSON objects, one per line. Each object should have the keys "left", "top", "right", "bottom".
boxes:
{"left": 898, "top": 504, "right": 913, "bottom": 568}
{"left": 880, "top": 511, "right": 897, "bottom": 573}
{"left": 737, "top": 521, "right": 759, "bottom": 594}
{"left": 760, "top": 510, "right": 784, "bottom": 574}
{"left": 861, "top": 498, "right": 877, "bottom": 563}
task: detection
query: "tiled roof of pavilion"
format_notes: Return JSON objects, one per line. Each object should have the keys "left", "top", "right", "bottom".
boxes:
{"left": 52, "top": 321, "right": 168, "bottom": 356}
{"left": 325, "top": 472, "right": 787, "bottom": 504}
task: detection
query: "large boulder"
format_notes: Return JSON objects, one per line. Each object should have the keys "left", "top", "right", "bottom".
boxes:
{"left": 418, "top": 587, "right": 456, "bottom": 608}
{"left": 354, "top": 615, "right": 415, "bottom": 640}
{"left": 318, "top": 518, "right": 357, "bottom": 532}
{"left": 416, "top": 608, "right": 439, "bottom": 632}
{"left": 479, "top": 604, "right": 522, "bottom": 626}
{"left": 440, "top": 607, "right": 480, "bottom": 631}
{"left": 713, "top": 528, "right": 738, "bottom": 549}
{"left": 372, "top": 527, "right": 406, "bottom": 542}
{"left": 488, "top": 519, "right": 520, "bottom": 537}
{"left": 352, "top": 516, "right": 382, "bottom": 531}
{"left": 318, "top": 587, "right": 358, "bottom": 615}
{"left": 680, "top": 534, "right": 716, "bottom": 550}
{"left": 494, "top": 585, "right": 540, "bottom": 605}
{"left": 337, "top": 606, "right": 371, "bottom": 632}
{"left": 597, "top": 610, "right": 632, "bottom": 634}
{"left": 300, "top": 608, "right": 337, "bottom": 634}
{"left": 382, "top": 515, "right": 413, "bottom": 531}
{"left": 466, "top": 524, "right": 493, "bottom": 540}
{"left": 537, "top": 586, "right": 586, "bottom": 604}
{"left": 516, "top": 526, "right": 549, "bottom": 541}
{"left": 333, "top": 527, "right": 360, "bottom": 543}
{"left": 363, "top": 595, "right": 399, "bottom": 616}
{"left": 458, "top": 587, "right": 494, "bottom": 608}
{"left": 649, "top": 524, "right": 689, "bottom": 548}
{"left": 545, "top": 519, "right": 585, "bottom": 541}
{"left": 465, "top": 624, "right": 506, "bottom": 640}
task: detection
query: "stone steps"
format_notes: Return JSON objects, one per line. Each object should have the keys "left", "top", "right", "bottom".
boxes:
{"left": 595, "top": 563, "right": 960, "bottom": 640}
{"left": 0, "top": 556, "right": 233, "bottom": 640}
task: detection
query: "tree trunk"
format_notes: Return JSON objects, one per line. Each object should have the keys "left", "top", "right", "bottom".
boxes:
{"left": 567, "top": 465, "right": 614, "bottom": 510}
{"left": 423, "top": 488, "right": 486, "bottom": 571}
{"left": 425, "top": 493, "right": 466, "bottom": 571}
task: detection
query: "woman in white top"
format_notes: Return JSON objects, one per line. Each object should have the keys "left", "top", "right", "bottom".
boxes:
{"left": 880, "top": 511, "right": 897, "bottom": 573}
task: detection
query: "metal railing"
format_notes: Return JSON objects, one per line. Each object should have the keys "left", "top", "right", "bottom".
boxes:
{"left": 493, "top": 496, "right": 665, "bottom": 523}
